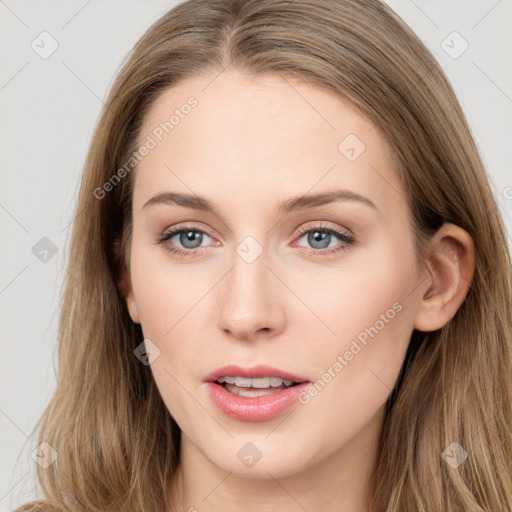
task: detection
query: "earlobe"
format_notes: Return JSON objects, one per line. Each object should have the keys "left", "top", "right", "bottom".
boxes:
{"left": 413, "top": 223, "right": 475, "bottom": 332}
{"left": 113, "top": 238, "right": 141, "bottom": 324}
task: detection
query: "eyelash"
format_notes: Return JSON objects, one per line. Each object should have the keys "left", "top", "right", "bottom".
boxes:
{"left": 155, "top": 222, "right": 355, "bottom": 258}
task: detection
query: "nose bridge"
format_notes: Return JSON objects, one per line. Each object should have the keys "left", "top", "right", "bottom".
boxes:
{"left": 227, "top": 233, "right": 270, "bottom": 308}
{"left": 217, "top": 233, "right": 282, "bottom": 338}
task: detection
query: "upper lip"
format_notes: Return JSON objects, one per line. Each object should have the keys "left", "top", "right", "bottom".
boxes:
{"left": 204, "top": 364, "right": 310, "bottom": 383}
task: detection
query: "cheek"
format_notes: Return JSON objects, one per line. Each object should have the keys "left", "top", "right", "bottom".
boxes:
{"left": 129, "top": 238, "right": 206, "bottom": 340}
{"left": 129, "top": 241, "right": 218, "bottom": 409}
{"left": 292, "top": 247, "right": 415, "bottom": 350}
{"left": 298, "top": 253, "right": 417, "bottom": 428}
{"left": 129, "top": 246, "right": 206, "bottom": 423}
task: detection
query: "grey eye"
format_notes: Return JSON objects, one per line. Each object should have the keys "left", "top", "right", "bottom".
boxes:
{"left": 298, "top": 230, "right": 339, "bottom": 250}
{"left": 172, "top": 230, "right": 211, "bottom": 249}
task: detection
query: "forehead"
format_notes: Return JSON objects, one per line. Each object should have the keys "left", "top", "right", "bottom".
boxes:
{"left": 133, "top": 69, "right": 404, "bottom": 217}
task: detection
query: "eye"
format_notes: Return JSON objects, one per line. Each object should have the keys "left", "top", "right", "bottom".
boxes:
{"left": 155, "top": 224, "right": 215, "bottom": 258}
{"left": 294, "top": 222, "right": 355, "bottom": 256}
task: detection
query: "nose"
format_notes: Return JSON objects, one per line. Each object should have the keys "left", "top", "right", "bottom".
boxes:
{"left": 217, "top": 242, "right": 285, "bottom": 341}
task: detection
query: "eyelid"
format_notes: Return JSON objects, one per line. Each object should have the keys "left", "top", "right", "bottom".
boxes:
{"left": 294, "top": 221, "right": 353, "bottom": 238}
{"left": 160, "top": 222, "right": 217, "bottom": 240}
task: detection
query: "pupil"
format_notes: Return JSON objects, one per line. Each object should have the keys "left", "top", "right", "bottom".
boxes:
{"left": 180, "top": 230, "right": 202, "bottom": 249}
{"left": 309, "top": 230, "right": 330, "bottom": 249}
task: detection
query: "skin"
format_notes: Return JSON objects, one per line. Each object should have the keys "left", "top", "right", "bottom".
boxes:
{"left": 119, "top": 68, "right": 475, "bottom": 512}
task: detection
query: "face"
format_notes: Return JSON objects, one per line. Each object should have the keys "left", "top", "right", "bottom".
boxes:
{"left": 123, "top": 69, "right": 425, "bottom": 479}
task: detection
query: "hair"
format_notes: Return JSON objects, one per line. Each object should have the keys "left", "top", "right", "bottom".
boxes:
{"left": 13, "top": 0, "right": 512, "bottom": 511}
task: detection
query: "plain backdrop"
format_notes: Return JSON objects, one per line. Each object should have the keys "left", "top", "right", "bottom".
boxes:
{"left": 1, "top": 0, "right": 511, "bottom": 509}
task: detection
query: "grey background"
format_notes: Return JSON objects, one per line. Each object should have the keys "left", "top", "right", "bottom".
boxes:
{"left": 1, "top": 0, "right": 511, "bottom": 509}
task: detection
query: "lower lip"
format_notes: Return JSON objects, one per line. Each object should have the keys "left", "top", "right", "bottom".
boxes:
{"left": 205, "top": 381, "right": 311, "bottom": 422}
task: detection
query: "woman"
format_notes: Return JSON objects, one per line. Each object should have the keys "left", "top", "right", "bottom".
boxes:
{"left": 15, "top": 0, "right": 512, "bottom": 510}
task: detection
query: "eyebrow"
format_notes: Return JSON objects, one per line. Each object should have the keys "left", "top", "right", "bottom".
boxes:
{"left": 141, "top": 188, "right": 378, "bottom": 215}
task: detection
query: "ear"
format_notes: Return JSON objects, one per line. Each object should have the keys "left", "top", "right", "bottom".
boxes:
{"left": 113, "top": 238, "right": 140, "bottom": 324}
{"left": 413, "top": 223, "right": 475, "bottom": 332}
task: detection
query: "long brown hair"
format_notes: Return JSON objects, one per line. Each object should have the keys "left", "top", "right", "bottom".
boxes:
{"left": 14, "top": 0, "right": 512, "bottom": 510}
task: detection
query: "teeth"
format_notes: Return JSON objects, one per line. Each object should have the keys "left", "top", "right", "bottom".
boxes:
{"left": 218, "top": 376, "right": 236, "bottom": 384}
{"left": 216, "top": 376, "right": 294, "bottom": 388}
{"left": 224, "top": 384, "right": 280, "bottom": 397}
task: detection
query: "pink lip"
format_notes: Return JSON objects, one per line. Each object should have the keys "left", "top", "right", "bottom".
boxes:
{"left": 205, "top": 381, "right": 311, "bottom": 422}
{"left": 203, "top": 364, "right": 309, "bottom": 383}
{"left": 203, "top": 364, "right": 311, "bottom": 422}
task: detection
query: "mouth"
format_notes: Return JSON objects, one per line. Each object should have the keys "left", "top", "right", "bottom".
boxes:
{"left": 215, "top": 376, "right": 300, "bottom": 397}
{"left": 204, "top": 366, "right": 312, "bottom": 422}
{"left": 204, "top": 364, "right": 309, "bottom": 398}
